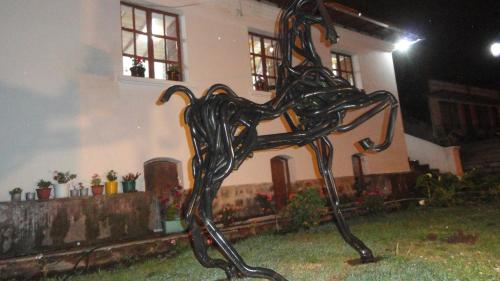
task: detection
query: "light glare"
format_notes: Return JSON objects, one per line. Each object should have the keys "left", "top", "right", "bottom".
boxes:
{"left": 490, "top": 42, "right": 500, "bottom": 57}
{"left": 394, "top": 38, "right": 414, "bottom": 52}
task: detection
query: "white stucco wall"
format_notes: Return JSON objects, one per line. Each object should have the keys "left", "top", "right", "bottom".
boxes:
{"left": 405, "top": 134, "right": 462, "bottom": 175}
{"left": 0, "top": 0, "right": 410, "bottom": 201}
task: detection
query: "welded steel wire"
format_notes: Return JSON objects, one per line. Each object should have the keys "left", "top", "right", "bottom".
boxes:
{"left": 158, "top": 0, "right": 398, "bottom": 280}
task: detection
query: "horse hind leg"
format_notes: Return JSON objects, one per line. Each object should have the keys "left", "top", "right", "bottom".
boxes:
{"left": 189, "top": 219, "right": 241, "bottom": 279}
{"left": 312, "top": 138, "right": 375, "bottom": 263}
{"left": 198, "top": 203, "right": 287, "bottom": 281}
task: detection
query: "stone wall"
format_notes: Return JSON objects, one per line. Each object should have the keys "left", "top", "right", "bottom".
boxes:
{"left": 0, "top": 192, "right": 158, "bottom": 259}
{"left": 0, "top": 172, "right": 416, "bottom": 260}
{"left": 292, "top": 172, "right": 415, "bottom": 199}
{"left": 212, "top": 183, "right": 274, "bottom": 219}
{"left": 211, "top": 171, "right": 417, "bottom": 219}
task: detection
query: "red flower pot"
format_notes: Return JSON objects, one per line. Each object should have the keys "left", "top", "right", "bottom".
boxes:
{"left": 167, "top": 71, "right": 180, "bottom": 81}
{"left": 91, "top": 185, "right": 104, "bottom": 196}
{"left": 36, "top": 188, "right": 52, "bottom": 200}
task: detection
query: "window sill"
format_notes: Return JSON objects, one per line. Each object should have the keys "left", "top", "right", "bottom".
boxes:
{"left": 251, "top": 90, "right": 275, "bottom": 98}
{"left": 118, "top": 75, "right": 190, "bottom": 88}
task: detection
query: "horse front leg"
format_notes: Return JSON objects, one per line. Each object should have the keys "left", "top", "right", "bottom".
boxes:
{"left": 353, "top": 91, "right": 399, "bottom": 153}
{"left": 185, "top": 165, "right": 241, "bottom": 279}
{"left": 310, "top": 137, "right": 375, "bottom": 263}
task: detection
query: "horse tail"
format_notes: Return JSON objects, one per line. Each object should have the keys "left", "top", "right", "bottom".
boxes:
{"left": 157, "top": 85, "right": 197, "bottom": 105}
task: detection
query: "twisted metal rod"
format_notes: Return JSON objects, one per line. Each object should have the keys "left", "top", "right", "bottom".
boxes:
{"left": 158, "top": 0, "right": 398, "bottom": 279}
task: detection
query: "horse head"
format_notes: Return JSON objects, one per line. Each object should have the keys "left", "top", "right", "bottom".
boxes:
{"left": 277, "top": 0, "right": 338, "bottom": 71}
{"left": 274, "top": 0, "right": 341, "bottom": 107}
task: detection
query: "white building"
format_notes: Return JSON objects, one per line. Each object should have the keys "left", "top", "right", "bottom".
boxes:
{"left": 0, "top": 0, "right": 413, "bottom": 201}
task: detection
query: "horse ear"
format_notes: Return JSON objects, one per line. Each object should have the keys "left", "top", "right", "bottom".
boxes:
{"left": 315, "top": 0, "right": 338, "bottom": 43}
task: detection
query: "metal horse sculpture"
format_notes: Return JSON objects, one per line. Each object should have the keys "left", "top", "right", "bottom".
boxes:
{"left": 158, "top": 0, "right": 398, "bottom": 280}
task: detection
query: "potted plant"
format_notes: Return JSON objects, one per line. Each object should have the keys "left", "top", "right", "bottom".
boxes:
{"left": 90, "top": 174, "right": 104, "bottom": 196}
{"left": 122, "top": 172, "right": 140, "bottom": 193}
{"left": 161, "top": 185, "right": 185, "bottom": 234}
{"left": 105, "top": 170, "right": 118, "bottom": 195}
{"left": 70, "top": 185, "right": 79, "bottom": 197}
{"left": 53, "top": 171, "right": 76, "bottom": 198}
{"left": 79, "top": 182, "right": 89, "bottom": 196}
{"left": 130, "top": 57, "right": 146, "bottom": 77}
{"left": 167, "top": 65, "right": 181, "bottom": 81}
{"left": 254, "top": 77, "right": 267, "bottom": 91}
{"left": 9, "top": 187, "right": 23, "bottom": 202}
{"left": 36, "top": 180, "right": 52, "bottom": 200}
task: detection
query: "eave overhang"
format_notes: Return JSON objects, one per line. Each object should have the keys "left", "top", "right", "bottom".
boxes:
{"left": 257, "top": 0, "right": 419, "bottom": 43}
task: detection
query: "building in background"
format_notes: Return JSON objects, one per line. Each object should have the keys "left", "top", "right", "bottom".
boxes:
{"left": 427, "top": 80, "right": 500, "bottom": 143}
{"left": 0, "top": 0, "right": 414, "bottom": 202}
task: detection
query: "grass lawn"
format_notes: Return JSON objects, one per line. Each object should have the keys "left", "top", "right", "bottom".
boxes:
{"left": 47, "top": 204, "right": 499, "bottom": 281}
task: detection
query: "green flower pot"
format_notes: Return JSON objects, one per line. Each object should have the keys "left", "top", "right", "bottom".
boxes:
{"left": 162, "top": 219, "right": 184, "bottom": 234}
{"left": 122, "top": 181, "right": 136, "bottom": 193}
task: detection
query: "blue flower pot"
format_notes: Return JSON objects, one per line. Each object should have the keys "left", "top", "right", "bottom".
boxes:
{"left": 162, "top": 219, "right": 184, "bottom": 234}
{"left": 122, "top": 181, "right": 136, "bottom": 193}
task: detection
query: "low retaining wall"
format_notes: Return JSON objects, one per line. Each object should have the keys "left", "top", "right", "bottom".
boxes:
{"left": 405, "top": 133, "right": 463, "bottom": 175}
{"left": 213, "top": 172, "right": 417, "bottom": 219}
{"left": 0, "top": 171, "right": 417, "bottom": 278}
{"left": 0, "top": 198, "right": 423, "bottom": 280}
{"left": 0, "top": 192, "right": 159, "bottom": 259}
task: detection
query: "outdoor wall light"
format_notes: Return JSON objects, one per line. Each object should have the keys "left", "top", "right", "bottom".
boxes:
{"left": 490, "top": 42, "right": 500, "bottom": 57}
{"left": 393, "top": 38, "right": 420, "bottom": 53}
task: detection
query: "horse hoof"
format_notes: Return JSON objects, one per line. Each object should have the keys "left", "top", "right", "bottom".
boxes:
{"left": 361, "top": 254, "right": 375, "bottom": 263}
{"left": 224, "top": 265, "right": 241, "bottom": 280}
{"left": 358, "top": 138, "right": 374, "bottom": 151}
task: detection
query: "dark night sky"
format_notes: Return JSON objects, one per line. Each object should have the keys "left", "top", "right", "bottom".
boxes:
{"left": 336, "top": 0, "right": 500, "bottom": 91}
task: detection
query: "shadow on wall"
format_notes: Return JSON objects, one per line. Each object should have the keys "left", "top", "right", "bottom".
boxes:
{"left": 0, "top": 81, "right": 81, "bottom": 198}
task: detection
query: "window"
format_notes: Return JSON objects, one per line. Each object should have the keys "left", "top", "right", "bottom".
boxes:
{"left": 439, "top": 101, "right": 461, "bottom": 133}
{"left": 494, "top": 107, "right": 500, "bottom": 127}
{"left": 248, "top": 33, "right": 280, "bottom": 91}
{"left": 331, "top": 52, "right": 355, "bottom": 85}
{"left": 476, "top": 106, "right": 491, "bottom": 131}
{"left": 121, "top": 3, "right": 182, "bottom": 80}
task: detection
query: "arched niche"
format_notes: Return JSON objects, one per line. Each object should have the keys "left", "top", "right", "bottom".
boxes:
{"left": 270, "top": 155, "right": 293, "bottom": 210}
{"left": 144, "top": 157, "right": 183, "bottom": 199}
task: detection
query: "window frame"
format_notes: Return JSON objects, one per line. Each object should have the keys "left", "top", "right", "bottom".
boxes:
{"left": 439, "top": 101, "right": 461, "bottom": 133}
{"left": 248, "top": 32, "right": 280, "bottom": 92}
{"left": 120, "top": 2, "right": 183, "bottom": 81}
{"left": 331, "top": 51, "right": 355, "bottom": 86}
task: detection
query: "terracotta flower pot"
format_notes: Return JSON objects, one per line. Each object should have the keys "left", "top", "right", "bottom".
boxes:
{"left": 167, "top": 71, "right": 180, "bottom": 81}
{"left": 91, "top": 185, "right": 104, "bottom": 196}
{"left": 105, "top": 181, "right": 118, "bottom": 195}
{"left": 36, "top": 188, "right": 52, "bottom": 200}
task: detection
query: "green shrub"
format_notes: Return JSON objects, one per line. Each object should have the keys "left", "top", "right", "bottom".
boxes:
{"left": 363, "top": 188, "right": 385, "bottom": 215}
{"left": 355, "top": 187, "right": 386, "bottom": 215}
{"left": 417, "top": 170, "right": 500, "bottom": 206}
{"left": 281, "top": 187, "right": 326, "bottom": 232}
{"left": 216, "top": 204, "right": 240, "bottom": 227}
{"left": 255, "top": 193, "right": 276, "bottom": 215}
{"left": 416, "top": 173, "right": 461, "bottom": 207}
{"left": 461, "top": 169, "right": 500, "bottom": 202}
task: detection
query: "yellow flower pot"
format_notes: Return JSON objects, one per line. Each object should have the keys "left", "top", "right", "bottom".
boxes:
{"left": 105, "top": 181, "right": 118, "bottom": 195}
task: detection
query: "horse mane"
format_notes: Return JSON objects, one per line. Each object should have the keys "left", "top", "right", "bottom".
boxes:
{"left": 274, "top": 0, "right": 345, "bottom": 109}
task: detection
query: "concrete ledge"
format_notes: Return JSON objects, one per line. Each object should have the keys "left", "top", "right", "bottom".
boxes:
{"left": 0, "top": 215, "right": 278, "bottom": 280}
{"left": 0, "top": 197, "right": 422, "bottom": 280}
{"left": 0, "top": 192, "right": 159, "bottom": 259}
